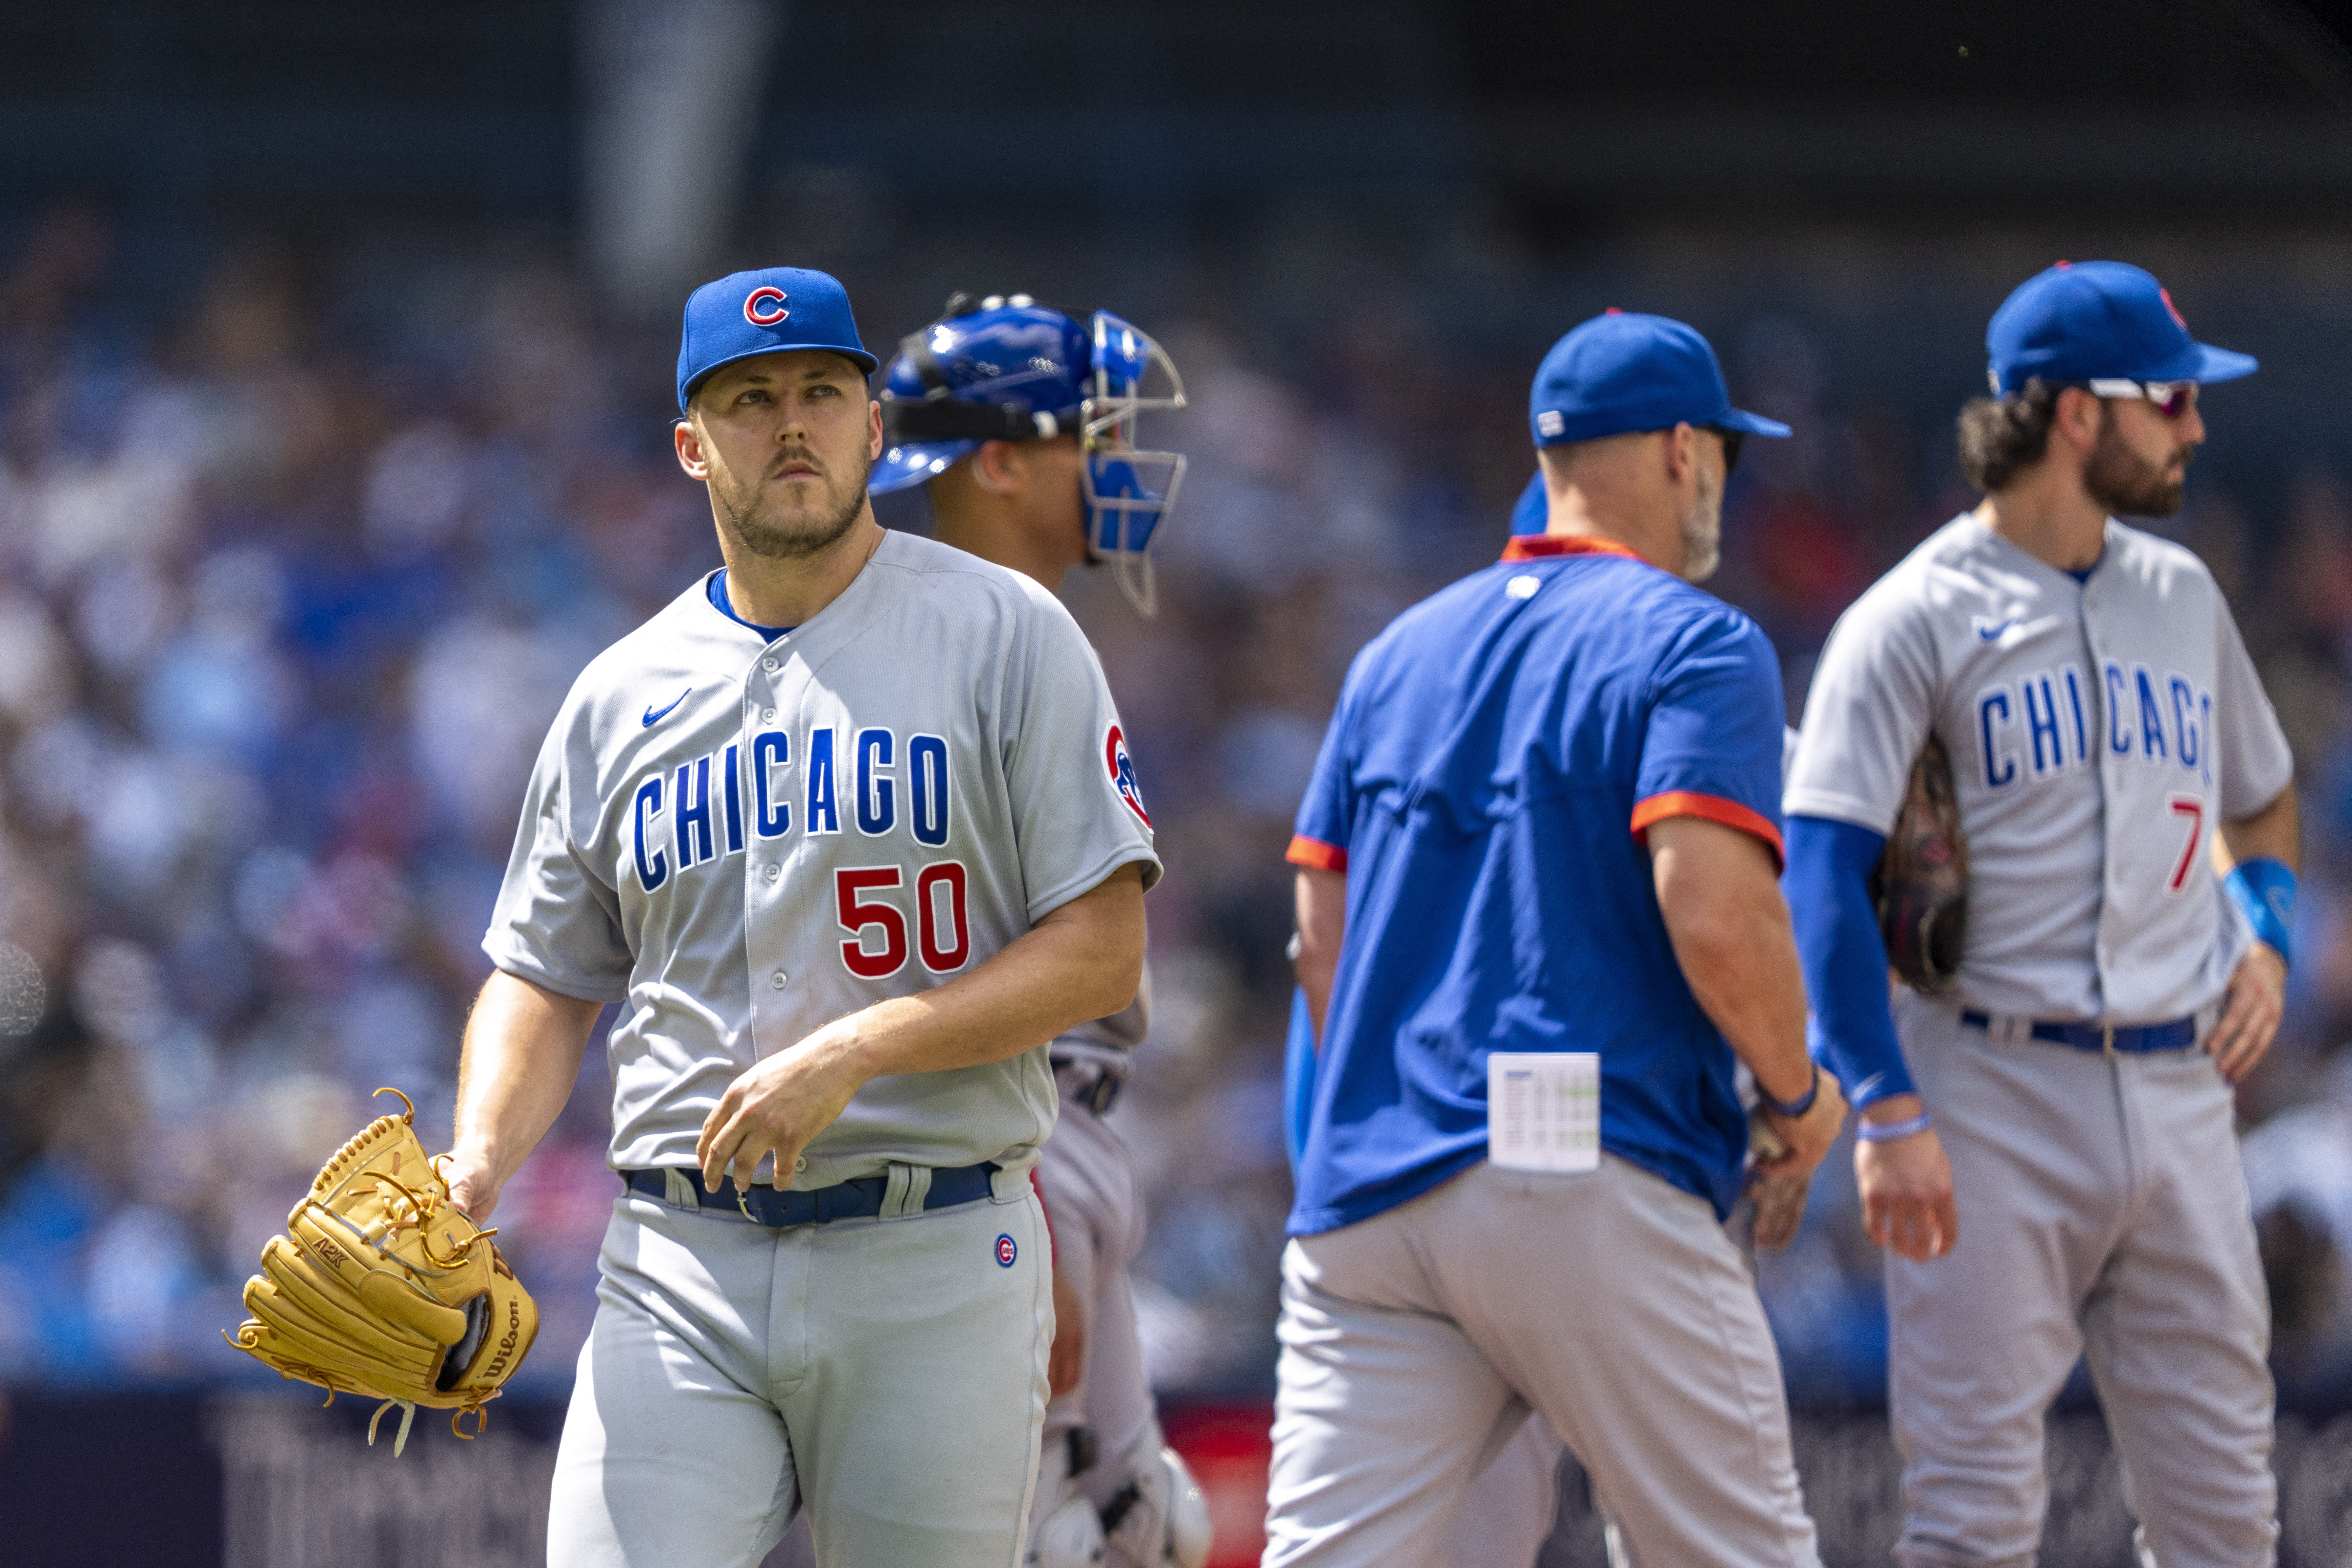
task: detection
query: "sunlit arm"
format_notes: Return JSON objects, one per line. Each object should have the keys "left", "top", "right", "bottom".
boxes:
{"left": 445, "top": 970, "right": 606, "bottom": 1221}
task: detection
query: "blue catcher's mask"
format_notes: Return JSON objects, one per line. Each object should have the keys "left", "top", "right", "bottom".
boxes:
{"left": 875, "top": 294, "right": 1187, "bottom": 615}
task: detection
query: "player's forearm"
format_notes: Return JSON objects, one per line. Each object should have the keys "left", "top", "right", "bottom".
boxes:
{"left": 1648, "top": 816, "right": 1813, "bottom": 1106}
{"left": 811, "top": 861, "right": 1147, "bottom": 1084}
{"left": 450, "top": 968, "right": 604, "bottom": 1204}
{"left": 1292, "top": 866, "right": 1346, "bottom": 1040}
{"left": 2215, "top": 785, "right": 2299, "bottom": 875}
{"left": 1783, "top": 814, "right": 1918, "bottom": 1110}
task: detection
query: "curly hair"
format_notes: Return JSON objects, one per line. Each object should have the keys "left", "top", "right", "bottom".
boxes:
{"left": 1955, "top": 378, "right": 2070, "bottom": 493}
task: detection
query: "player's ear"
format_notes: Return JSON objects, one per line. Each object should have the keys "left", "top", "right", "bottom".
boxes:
{"left": 868, "top": 396, "right": 884, "bottom": 460}
{"left": 1664, "top": 422, "right": 1698, "bottom": 485}
{"left": 2053, "top": 386, "right": 2104, "bottom": 456}
{"left": 970, "top": 439, "right": 1023, "bottom": 495}
{"left": 674, "top": 415, "right": 710, "bottom": 480}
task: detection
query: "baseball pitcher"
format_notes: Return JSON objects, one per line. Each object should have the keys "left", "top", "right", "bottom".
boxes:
{"left": 1785, "top": 260, "right": 2295, "bottom": 1567}
{"left": 444, "top": 267, "right": 1160, "bottom": 1568}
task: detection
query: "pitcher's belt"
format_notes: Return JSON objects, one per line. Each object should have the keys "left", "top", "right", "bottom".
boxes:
{"left": 621, "top": 1161, "right": 998, "bottom": 1228}
{"left": 1960, "top": 1009, "right": 2198, "bottom": 1054}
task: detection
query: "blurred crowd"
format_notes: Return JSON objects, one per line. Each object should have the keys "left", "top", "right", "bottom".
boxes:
{"left": 6, "top": 205, "right": 2352, "bottom": 1408}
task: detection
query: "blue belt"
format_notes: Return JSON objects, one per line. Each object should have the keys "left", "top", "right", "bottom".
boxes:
{"left": 1959, "top": 1009, "right": 2198, "bottom": 1054}
{"left": 621, "top": 1162, "right": 998, "bottom": 1228}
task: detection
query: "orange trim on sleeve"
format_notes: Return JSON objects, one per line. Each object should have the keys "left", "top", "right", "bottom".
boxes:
{"left": 1630, "top": 792, "right": 1785, "bottom": 865}
{"left": 1286, "top": 835, "right": 1349, "bottom": 873}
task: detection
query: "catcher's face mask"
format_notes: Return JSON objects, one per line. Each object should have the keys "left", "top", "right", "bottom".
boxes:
{"left": 1081, "top": 311, "right": 1186, "bottom": 617}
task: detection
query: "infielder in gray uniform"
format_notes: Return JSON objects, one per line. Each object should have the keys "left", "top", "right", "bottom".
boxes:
{"left": 443, "top": 266, "right": 1160, "bottom": 1568}
{"left": 1786, "top": 260, "right": 2296, "bottom": 1567}
{"left": 865, "top": 293, "right": 1211, "bottom": 1568}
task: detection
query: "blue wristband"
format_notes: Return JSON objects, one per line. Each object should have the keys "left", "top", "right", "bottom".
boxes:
{"left": 1857, "top": 1111, "right": 1933, "bottom": 1143}
{"left": 1760, "top": 1063, "right": 1820, "bottom": 1119}
{"left": 2224, "top": 857, "right": 2296, "bottom": 969}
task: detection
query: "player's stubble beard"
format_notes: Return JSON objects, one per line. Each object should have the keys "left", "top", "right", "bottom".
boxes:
{"left": 1679, "top": 467, "right": 1723, "bottom": 582}
{"left": 2083, "top": 407, "right": 2190, "bottom": 519}
{"left": 714, "top": 440, "right": 874, "bottom": 561}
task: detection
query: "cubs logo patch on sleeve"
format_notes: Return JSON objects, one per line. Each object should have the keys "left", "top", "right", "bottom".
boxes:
{"left": 1106, "top": 725, "right": 1151, "bottom": 826}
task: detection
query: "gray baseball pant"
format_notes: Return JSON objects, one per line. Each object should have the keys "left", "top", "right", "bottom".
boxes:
{"left": 1433, "top": 1413, "right": 1564, "bottom": 1568}
{"left": 1261, "top": 1155, "right": 1820, "bottom": 1567}
{"left": 1888, "top": 996, "right": 2277, "bottom": 1568}
{"left": 1036, "top": 1064, "right": 1157, "bottom": 1522}
{"left": 546, "top": 1178, "right": 1050, "bottom": 1568}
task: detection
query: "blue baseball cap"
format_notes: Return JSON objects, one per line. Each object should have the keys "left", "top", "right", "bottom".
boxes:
{"left": 1987, "top": 261, "right": 2255, "bottom": 396}
{"left": 1529, "top": 311, "right": 1791, "bottom": 448}
{"left": 1509, "top": 469, "right": 1547, "bottom": 535}
{"left": 676, "top": 266, "right": 879, "bottom": 414}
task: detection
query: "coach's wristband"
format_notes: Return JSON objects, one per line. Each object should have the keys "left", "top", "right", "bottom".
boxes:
{"left": 2224, "top": 857, "right": 2296, "bottom": 970}
{"left": 1856, "top": 1111, "right": 1933, "bottom": 1144}
{"left": 1760, "top": 1063, "right": 1820, "bottom": 1119}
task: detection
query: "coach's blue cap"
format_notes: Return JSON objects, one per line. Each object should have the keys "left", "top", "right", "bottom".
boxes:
{"left": 676, "top": 266, "right": 879, "bottom": 414}
{"left": 1529, "top": 311, "right": 1791, "bottom": 448}
{"left": 1509, "top": 469, "right": 1547, "bottom": 535}
{"left": 1986, "top": 261, "right": 2256, "bottom": 396}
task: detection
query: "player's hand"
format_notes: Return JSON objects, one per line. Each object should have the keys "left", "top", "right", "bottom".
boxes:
{"left": 1048, "top": 1266, "right": 1086, "bottom": 1398}
{"left": 1855, "top": 1097, "right": 1957, "bottom": 1262}
{"left": 2207, "top": 941, "right": 2285, "bottom": 1084}
{"left": 440, "top": 1149, "right": 502, "bottom": 1222}
{"left": 696, "top": 1032, "right": 864, "bottom": 1193}
{"left": 1754, "top": 1066, "right": 1847, "bottom": 1182}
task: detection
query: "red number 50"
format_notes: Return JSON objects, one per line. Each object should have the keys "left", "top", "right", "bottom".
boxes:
{"left": 835, "top": 864, "right": 971, "bottom": 978}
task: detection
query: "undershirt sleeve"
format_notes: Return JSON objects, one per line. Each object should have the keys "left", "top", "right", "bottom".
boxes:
{"left": 1783, "top": 813, "right": 1916, "bottom": 1109}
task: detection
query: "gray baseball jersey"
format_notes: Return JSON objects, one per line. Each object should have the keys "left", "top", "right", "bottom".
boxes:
{"left": 1787, "top": 513, "right": 2292, "bottom": 1022}
{"left": 1787, "top": 512, "right": 2290, "bottom": 1566}
{"left": 483, "top": 529, "right": 1162, "bottom": 1186}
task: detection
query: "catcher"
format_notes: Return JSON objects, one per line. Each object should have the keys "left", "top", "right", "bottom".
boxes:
{"left": 227, "top": 1087, "right": 538, "bottom": 1455}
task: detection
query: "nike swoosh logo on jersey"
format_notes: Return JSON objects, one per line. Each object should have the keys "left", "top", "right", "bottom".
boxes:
{"left": 1972, "top": 615, "right": 2059, "bottom": 646}
{"left": 642, "top": 688, "right": 691, "bottom": 727}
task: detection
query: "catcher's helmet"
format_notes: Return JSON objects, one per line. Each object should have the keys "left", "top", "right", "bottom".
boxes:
{"left": 874, "top": 293, "right": 1186, "bottom": 614}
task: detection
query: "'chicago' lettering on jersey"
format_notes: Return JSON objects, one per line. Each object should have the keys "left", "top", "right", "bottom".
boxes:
{"left": 634, "top": 728, "right": 954, "bottom": 887}
{"left": 1977, "top": 661, "right": 2213, "bottom": 792}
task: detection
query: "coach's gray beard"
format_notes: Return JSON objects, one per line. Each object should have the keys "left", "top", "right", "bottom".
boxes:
{"left": 1679, "top": 479, "right": 1723, "bottom": 582}
{"left": 719, "top": 449, "right": 873, "bottom": 561}
{"left": 2083, "top": 412, "right": 2187, "bottom": 519}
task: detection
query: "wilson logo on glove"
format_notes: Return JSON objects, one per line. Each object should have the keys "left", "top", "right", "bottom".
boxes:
{"left": 225, "top": 1087, "right": 540, "bottom": 1455}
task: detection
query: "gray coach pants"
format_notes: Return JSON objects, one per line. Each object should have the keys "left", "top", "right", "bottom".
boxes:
{"left": 1889, "top": 997, "right": 2278, "bottom": 1568}
{"left": 1262, "top": 1156, "right": 1820, "bottom": 1567}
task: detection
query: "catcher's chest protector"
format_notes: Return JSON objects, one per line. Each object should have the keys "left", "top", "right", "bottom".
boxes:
{"left": 228, "top": 1089, "right": 538, "bottom": 1454}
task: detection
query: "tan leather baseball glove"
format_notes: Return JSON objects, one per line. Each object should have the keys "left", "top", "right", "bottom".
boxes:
{"left": 227, "top": 1088, "right": 538, "bottom": 1454}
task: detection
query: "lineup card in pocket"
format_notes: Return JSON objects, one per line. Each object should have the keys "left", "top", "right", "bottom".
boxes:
{"left": 1487, "top": 1052, "right": 1601, "bottom": 1173}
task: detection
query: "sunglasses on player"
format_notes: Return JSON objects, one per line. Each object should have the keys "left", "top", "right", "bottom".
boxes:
{"left": 1703, "top": 426, "right": 1746, "bottom": 476}
{"left": 2084, "top": 378, "right": 2198, "bottom": 418}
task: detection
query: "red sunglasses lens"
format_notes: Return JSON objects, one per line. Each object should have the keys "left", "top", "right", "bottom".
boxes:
{"left": 2154, "top": 386, "right": 2194, "bottom": 417}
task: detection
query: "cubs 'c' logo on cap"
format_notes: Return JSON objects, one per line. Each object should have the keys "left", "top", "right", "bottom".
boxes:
{"left": 2159, "top": 286, "right": 2187, "bottom": 330}
{"left": 1106, "top": 725, "right": 1150, "bottom": 827}
{"left": 995, "top": 1234, "right": 1017, "bottom": 1267}
{"left": 743, "top": 286, "right": 790, "bottom": 327}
